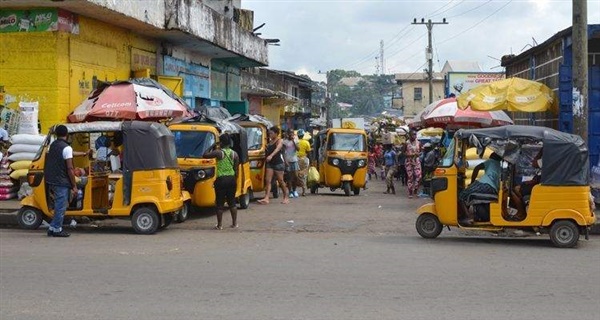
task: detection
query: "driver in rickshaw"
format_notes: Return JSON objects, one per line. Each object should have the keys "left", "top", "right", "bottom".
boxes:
{"left": 459, "top": 152, "right": 503, "bottom": 225}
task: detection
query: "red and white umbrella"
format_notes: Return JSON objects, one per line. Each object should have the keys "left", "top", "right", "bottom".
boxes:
{"left": 422, "top": 97, "right": 513, "bottom": 128}
{"left": 68, "top": 80, "right": 192, "bottom": 123}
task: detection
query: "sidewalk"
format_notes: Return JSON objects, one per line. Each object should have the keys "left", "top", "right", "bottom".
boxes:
{"left": 0, "top": 199, "right": 21, "bottom": 212}
{"left": 0, "top": 199, "right": 21, "bottom": 226}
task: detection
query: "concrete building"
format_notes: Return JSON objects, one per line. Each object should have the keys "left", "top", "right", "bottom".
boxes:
{"left": 241, "top": 68, "right": 314, "bottom": 129}
{"left": 394, "top": 72, "right": 444, "bottom": 118}
{"left": 0, "top": 0, "right": 268, "bottom": 132}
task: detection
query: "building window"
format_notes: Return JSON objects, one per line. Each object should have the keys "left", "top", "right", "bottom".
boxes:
{"left": 414, "top": 87, "right": 422, "bottom": 101}
{"left": 292, "top": 87, "right": 299, "bottom": 98}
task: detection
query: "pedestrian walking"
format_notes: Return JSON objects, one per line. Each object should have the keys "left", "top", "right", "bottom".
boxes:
{"left": 296, "top": 129, "right": 311, "bottom": 196}
{"left": 203, "top": 133, "right": 239, "bottom": 230}
{"left": 44, "top": 125, "right": 91, "bottom": 237}
{"left": 258, "top": 126, "right": 290, "bottom": 205}
{"left": 283, "top": 129, "right": 300, "bottom": 198}
{"left": 396, "top": 148, "right": 407, "bottom": 186}
{"left": 383, "top": 144, "right": 397, "bottom": 194}
{"left": 367, "top": 148, "right": 377, "bottom": 180}
{"left": 404, "top": 130, "right": 422, "bottom": 198}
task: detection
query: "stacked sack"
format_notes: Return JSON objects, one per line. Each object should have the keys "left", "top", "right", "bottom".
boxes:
{"left": 0, "top": 155, "right": 17, "bottom": 200}
{"left": 5, "top": 134, "right": 45, "bottom": 200}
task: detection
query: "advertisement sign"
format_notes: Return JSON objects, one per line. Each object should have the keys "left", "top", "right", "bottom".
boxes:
{"left": 0, "top": 9, "right": 78, "bottom": 33}
{"left": 446, "top": 72, "right": 505, "bottom": 97}
{"left": 131, "top": 48, "right": 157, "bottom": 75}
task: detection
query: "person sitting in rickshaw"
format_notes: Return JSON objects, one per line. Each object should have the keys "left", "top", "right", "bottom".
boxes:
{"left": 509, "top": 148, "right": 543, "bottom": 220}
{"left": 459, "top": 152, "right": 503, "bottom": 225}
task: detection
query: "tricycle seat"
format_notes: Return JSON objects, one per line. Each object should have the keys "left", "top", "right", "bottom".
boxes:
{"left": 466, "top": 192, "right": 498, "bottom": 205}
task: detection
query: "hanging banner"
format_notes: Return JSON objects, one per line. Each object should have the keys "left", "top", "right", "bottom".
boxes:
{"left": 0, "top": 9, "right": 79, "bottom": 34}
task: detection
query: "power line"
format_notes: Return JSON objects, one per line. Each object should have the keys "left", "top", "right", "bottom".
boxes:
{"left": 332, "top": 0, "right": 459, "bottom": 72}
{"left": 337, "top": 24, "right": 414, "bottom": 71}
{"left": 438, "top": 0, "right": 513, "bottom": 46}
{"left": 447, "top": 0, "right": 493, "bottom": 19}
{"left": 430, "top": 0, "right": 466, "bottom": 18}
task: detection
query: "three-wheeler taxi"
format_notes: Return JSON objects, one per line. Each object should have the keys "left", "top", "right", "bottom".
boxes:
{"left": 415, "top": 125, "right": 596, "bottom": 248}
{"left": 311, "top": 128, "right": 368, "bottom": 196}
{"left": 169, "top": 120, "right": 252, "bottom": 216}
{"left": 18, "top": 121, "right": 188, "bottom": 234}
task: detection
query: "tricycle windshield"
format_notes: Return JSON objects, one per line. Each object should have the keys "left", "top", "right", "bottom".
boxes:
{"left": 172, "top": 130, "right": 216, "bottom": 158}
{"left": 328, "top": 133, "right": 366, "bottom": 152}
{"left": 245, "top": 127, "right": 263, "bottom": 151}
{"left": 440, "top": 139, "right": 455, "bottom": 167}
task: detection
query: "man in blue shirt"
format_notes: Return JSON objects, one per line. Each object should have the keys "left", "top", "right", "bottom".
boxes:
{"left": 459, "top": 152, "right": 502, "bottom": 225}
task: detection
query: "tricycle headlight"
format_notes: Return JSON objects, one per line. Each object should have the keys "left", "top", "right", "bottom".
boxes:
{"left": 358, "top": 160, "right": 365, "bottom": 167}
{"left": 196, "top": 170, "right": 206, "bottom": 179}
{"left": 332, "top": 158, "right": 340, "bottom": 166}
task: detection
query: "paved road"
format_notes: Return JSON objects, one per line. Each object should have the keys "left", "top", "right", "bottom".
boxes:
{"left": 1, "top": 180, "right": 599, "bottom": 320}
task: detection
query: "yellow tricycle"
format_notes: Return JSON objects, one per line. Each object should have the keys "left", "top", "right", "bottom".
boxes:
{"left": 415, "top": 125, "right": 596, "bottom": 248}
{"left": 169, "top": 120, "right": 252, "bottom": 215}
{"left": 311, "top": 128, "right": 368, "bottom": 196}
{"left": 18, "top": 121, "right": 188, "bottom": 234}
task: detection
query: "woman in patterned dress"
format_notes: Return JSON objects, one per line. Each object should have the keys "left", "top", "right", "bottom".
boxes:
{"left": 404, "top": 130, "right": 421, "bottom": 198}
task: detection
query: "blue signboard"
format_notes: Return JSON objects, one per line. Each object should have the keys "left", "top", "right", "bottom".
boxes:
{"left": 163, "top": 56, "right": 210, "bottom": 107}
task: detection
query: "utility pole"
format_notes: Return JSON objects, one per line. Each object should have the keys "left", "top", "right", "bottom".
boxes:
{"left": 573, "top": 0, "right": 588, "bottom": 142}
{"left": 412, "top": 18, "right": 448, "bottom": 104}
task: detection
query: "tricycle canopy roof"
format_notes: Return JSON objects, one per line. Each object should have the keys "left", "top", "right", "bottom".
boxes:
{"left": 52, "top": 121, "right": 178, "bottom": 171}
{"left": 455, "top": 125, "right": 589, "bottom": 186}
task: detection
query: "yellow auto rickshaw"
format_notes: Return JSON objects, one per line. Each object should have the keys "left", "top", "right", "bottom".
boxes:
{"left": 415, "top": 125, "right": 596, "bottom": 248}
{"left": 228, "top": 114, "right": 273, "bottom": 193}
{"left": 169, "top": 120, "right": 252, "bottom": 213}
{"left": 18, "top": 121, "right": 188, "bottom": 234}
{"left": 311, "top": 128, "right": 368, "bottom": 196}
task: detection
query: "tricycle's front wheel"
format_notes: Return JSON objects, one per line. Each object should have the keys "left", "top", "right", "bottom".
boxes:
{"left": 549, "top": 220, "right": 579, "bottom": 248}
{"left": 416, "top": 213, "right": 443, "bottom": 239}
{"left": 343, "top": 182, "right": 351, "bottom": 196}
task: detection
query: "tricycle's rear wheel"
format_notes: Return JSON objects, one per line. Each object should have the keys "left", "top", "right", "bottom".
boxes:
{"left": 416, "top": 213, "right": 443, "bottom": 239}
{"left": 353, "top": 187, "right": 360, "bottom": 196}
{"left": 17, "top": 206, "right": 44, "bottom": 230}
{"left": 310, "top": 185, "right": 318, "bottom": 194}
{"left": 160, "top": 213, "right": 173, "bottom": 229}
{"left": 549, "top": 220, "right": 579, "bottom": 248}
{"left": 175, "top": 201, "right": 190, "bottom": 223}
{"left": 239, "top": 189, "right": 252, "bottom": 209}
{"left": 131, "top": 207, "right": 159, "bottom": 235}
{"left": 343, "top": 182, "right": 351, "bottom": 196}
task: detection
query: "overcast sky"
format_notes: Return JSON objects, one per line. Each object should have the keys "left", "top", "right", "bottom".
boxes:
{"left": 242, "top": 0, "right": 600, "bottom": 82}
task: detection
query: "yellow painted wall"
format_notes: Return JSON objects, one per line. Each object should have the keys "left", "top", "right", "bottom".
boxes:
{"left": 0, "top": 32, "right": 61, "bottom": 132}
{"left": 0, "top": 15, "right": 157, "bottom": 132}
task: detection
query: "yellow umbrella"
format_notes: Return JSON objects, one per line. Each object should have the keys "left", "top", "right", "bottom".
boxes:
{"left": 457, "top": 77, "right": 558, "bottom": 113}
{"left": 418, "top": 127, "right": 444, "bottom": 137}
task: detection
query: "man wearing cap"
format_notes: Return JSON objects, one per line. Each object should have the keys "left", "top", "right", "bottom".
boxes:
{"left": 44, "top": 125, "right": 91, "bottom": 237}
{"left": 296, "top": 129, "right": 311, "bottom": 196}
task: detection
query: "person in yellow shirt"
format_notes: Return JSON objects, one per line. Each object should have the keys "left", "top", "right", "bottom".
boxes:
{"left": 296, "top": 129, "right": 312, "bottom": 196}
